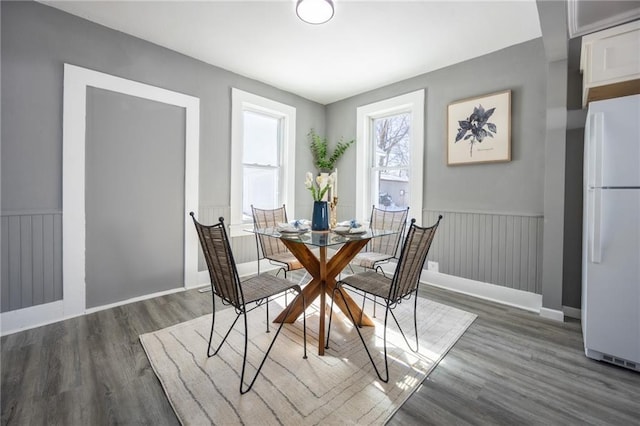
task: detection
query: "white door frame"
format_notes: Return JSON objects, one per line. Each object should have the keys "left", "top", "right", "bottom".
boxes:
{"left": 62, "top": 64, "right": 200, "bottom": 317}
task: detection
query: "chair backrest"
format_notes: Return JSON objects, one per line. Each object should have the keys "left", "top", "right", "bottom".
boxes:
{"left": 389, "top": 215, "right": 443, "bottom": 302}
{"left": 368, "top": 206, "right": 409, "bottom": 257}
{"left": 190, "top": 213, "right": 243, "bottom": 307}
{"left": 251, "top": 205, "right": 291, "bottom": 259}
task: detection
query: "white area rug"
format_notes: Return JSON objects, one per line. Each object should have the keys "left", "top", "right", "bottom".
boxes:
{"left": 140, "top": 295, "right": 476, "bottom": 425}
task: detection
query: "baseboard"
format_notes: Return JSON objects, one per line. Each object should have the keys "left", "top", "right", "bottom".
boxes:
{"left": 1, "top": 285, "right": 193, "bottom": 336}
{"left": 418, "top": 269, "right": 544, "bottom": 315}
{"left": 84, "top": 286, "right": 186, "bottom": 314}
{"left": 376, "top": 264, "right": 547, "bottom": 316}
{"left": 540, "top": 307, "right": 565, "bottom": 322}
{"left": 1, "top": 301, "right": 70, "bottom": 336}
{"left": 563, "top": 305, "right": 581, "bottom": 320}
{"left": 2, "top": 260, "right": 565, "bottom": 336}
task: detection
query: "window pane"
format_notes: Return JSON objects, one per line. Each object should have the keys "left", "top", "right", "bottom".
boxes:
{"left": 242, "top": 166, "right": 279, "bottom": 219}
{"left": 372, "top": 113, "right": 410, "bottom": 211}
{"left": 373, "top": 113, "right": 410, "bottom": 168}
{"left": 243, "top": 110, "right": 279, "bottom": 166}
{"left": 373, "top": 169, "right": 410, "bottom": 210}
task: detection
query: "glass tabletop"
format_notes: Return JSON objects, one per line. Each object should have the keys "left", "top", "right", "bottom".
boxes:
{"left": 249, "top": 227, "right": 399, "bottom": 247}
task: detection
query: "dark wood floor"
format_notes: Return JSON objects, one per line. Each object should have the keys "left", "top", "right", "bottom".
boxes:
{"left": 2, "top": 280, "right": 639, "bottom": 425}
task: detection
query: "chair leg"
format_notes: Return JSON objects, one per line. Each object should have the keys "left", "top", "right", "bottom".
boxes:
{"left": 283, "top": 268, "right": 289, "bottom": 305}
{"left": 239, "top": 288, "right": 308, "bottom": 394}
{"left": 388, "top": 292, "right": 420, "bottom": 352}
{"left": 208, "top": 300, "right": 242, "bottom": 358}
{"left": 325, "top": 289, "right": 337, "bottom": 349}
{"left": 359, "top": 295, "right": 366, "bottom": 327}
{"left": 372, "top": 265, "right": 387, "bottom": 319}
{"left": 265, "top": 297, "right": 270, "bottom": 333}
{"left": 329, "top": 288, "right": 390, "bottom": 383}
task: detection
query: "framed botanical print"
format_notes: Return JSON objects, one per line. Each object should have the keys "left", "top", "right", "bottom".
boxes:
{"left": 447, "top": 90, "right": 511, "bottom": 165}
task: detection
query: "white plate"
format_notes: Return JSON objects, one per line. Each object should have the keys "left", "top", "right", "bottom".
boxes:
{"left": 278, "top": 228, "right": 309, "bottom": 234}
{"left": 333, "top": 229, "right": 367, "bottom": 235}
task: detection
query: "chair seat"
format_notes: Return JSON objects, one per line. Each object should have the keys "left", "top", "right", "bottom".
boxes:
{"left": 340, "top": 270, "right": 391, "bottom": 300}
{"left": 241, "top": 274, "right": 298, "bottom": 304}
{"left": 266, "top": 252, "right": 304, "bottom": 270}
{"left": 352, "top": 252, "right": 393, "bottom": 269}
{"left": 267, "top": 247, "right": 325, "bottom": 271}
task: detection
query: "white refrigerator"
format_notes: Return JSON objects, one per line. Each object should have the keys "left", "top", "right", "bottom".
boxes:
{"left": 582, "top": 94, "right": 640, "bottom": 372}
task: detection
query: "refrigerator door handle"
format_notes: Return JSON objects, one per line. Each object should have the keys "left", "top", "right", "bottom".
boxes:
{"left": 590, "top": 188, "right": 602, "bottom": 263}
{"left": 587, "top": 112, "right": 604, "bottom": 190}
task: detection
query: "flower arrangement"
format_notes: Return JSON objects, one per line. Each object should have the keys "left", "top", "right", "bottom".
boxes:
{"left": 305, "top": 171, "right": 335, "bottom": 201}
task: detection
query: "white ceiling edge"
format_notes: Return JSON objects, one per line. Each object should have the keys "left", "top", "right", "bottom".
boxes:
{"left": 39, "top": 1, "right": 542, "bottom": 105}
{"left": 567, "top": 0, "right": 640, "bottom": 38}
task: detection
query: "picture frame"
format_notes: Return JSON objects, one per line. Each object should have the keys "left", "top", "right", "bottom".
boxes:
{"left": 447, "top": 90, "right": 511, "bottom": 165}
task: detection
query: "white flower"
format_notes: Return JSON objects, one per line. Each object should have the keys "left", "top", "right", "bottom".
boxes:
{"left": 304, "top": 172, "right": 313, "bottom": 189}
{"left": 305, "top": 171, "right": 333, "bottom": 201}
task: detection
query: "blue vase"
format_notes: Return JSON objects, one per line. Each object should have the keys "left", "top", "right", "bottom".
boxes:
{"left": 312, "top": 201, "right": 329, "bottom": 231}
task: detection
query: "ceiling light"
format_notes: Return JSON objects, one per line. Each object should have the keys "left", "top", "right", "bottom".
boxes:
{"left": 296, "top": 0, "right": 335, "bottom": 25}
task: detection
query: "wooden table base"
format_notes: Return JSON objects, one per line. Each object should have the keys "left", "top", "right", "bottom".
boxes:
{"left": 274, "top": 236, "right": 374, "bottom": 355}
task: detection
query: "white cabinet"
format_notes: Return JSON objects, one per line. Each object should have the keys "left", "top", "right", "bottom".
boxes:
{"left": 580, "top": 20, "right": 640, "bottom": 107}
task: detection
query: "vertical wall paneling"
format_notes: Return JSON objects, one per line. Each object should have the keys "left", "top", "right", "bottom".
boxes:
{"left": 30, "top": 215, "right": 44, "bottom": 306}
{"left": 20, "top": 217, "right": 33, "bottom": 307}
{"left": 1, "top": 219, "right": 10, "bottom": 312}
{"left": 1, "top": 212, "right": 63, "bottom": 313}
{"left": 424, "top": 210, "right": 543, "bottom": 294}
{"left": 8, "top": 216, "right": 21, "bottom": 309}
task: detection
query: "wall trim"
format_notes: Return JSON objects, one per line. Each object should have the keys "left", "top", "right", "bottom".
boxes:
{"left": 62, "top": 64, "right": 200, "bottom": 318}
{"left": 423, "top": 208, "right": 544, "bottom": 218}
{"left": 563, "top": 305, "right": 581, "bottom": 320}
{"left": 417, "top": 269, "right": 545, "bottom": 315}
{"left": 540, "top": 307, "right": 565, "bottom": 322}
{"left": 3, "top": 260, "right": 567, "bottom": 335}
{"left": 1, "top": 301, "right": 66, "bottom": 336}
{"left": 1, "top": 209, "right": 63, "bottom": 216}
{"left": 2, "top": 286, "right": 187, "bottom": 336}
{"left": 84, "top": 287, "right": 186, "bottom": 314}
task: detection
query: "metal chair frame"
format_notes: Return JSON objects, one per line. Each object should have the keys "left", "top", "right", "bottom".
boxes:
{"left": 326, "top": 215, "right": 443, "bottom": 383}
{"left": 251, "top": 204, "right": 301, "bottom": 279}
{"left": 190, "top": 213, "right": 308, "bottom": 394}
{"left": 354, "top": 205, "right": 409, "bottom": 275}
{"left": 349, "top": 206, "right": 409, "bottom": 317}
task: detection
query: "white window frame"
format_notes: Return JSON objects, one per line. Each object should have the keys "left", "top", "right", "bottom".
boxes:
{"left": 230, "top": 88, "right": 296, "bottom": 236}
{"left": 356, "top": 90, "right": 424, "bottom": 224}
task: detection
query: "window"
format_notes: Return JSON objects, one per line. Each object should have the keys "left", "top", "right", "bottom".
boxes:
{"left": 230, "top": 89, "right": 296, "bottom": 235}
{"left": 356, "top": 90, "right": 424, "bottom": 223}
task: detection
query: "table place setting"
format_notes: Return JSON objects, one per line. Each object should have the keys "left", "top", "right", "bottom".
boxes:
{"left": 332, "top": 219, "right": 366, "bottom": 235}
{"left": 276, "top": 219, "right": 311, "bottom": 233}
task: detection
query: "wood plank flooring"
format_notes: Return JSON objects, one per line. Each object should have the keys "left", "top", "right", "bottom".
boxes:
{"left": 2, "top": 281, "right": 639, "bottom": 425}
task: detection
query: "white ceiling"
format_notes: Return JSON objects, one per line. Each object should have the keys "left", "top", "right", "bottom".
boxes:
{"left": 40, "top": 0, "right": 542, "bottom": 105}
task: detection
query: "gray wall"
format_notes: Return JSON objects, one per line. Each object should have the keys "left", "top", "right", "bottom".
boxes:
{"left": 563, "top": 37, "right": 587, "bottom": 309}
{"left": 0, "top": 1, "right": 324, "bottom": 312}
{"left": 1, "top": 1, "right": 586, "bottom": 315}
{"left": 326, "top": 39, "right": 547, "bottom": 217}
{"left": 85, "top": 88, "right": 185, "bottom": 308}
{"left": 325, "top": 39, "right": 549, "bottom": 296}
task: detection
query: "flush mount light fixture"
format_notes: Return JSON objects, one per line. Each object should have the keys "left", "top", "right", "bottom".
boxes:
{"left": 296, "top": 0, "right": 335, "bottom": 25}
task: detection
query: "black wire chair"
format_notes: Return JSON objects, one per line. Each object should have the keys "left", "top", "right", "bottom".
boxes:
{"left": 190, "top": 213, "right": 307, "bottom": 394}
{"left": 349, "top": 206, "right": 409, "bottom": 317}
{"left": 251, "top": 205, "right": 307, "bottom": 279}
{"left": 351, "top": 206, "right": 409, "bottom": 276}
{"left": 325, "top": 215, "right": 443, "bottom": 383}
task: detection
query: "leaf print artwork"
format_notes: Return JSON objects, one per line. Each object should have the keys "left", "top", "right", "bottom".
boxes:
{"left": 447, "top": 90, "right": 511, "bottom": 165}
{"left": 454, "top": 104, "right": 498, "bottom": 157}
